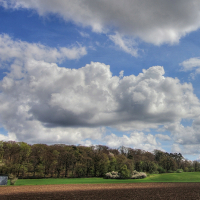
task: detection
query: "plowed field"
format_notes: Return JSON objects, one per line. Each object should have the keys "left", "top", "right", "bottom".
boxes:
{"left": 1, "top": 183, "right": 200, "bottom": 199}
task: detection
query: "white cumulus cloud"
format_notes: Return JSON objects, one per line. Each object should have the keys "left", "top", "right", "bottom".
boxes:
{"left": 164, "top": 120, "right": 200, "bottom": 155}
{"left": 0, "top": 34, "right": 87, "bottom": 65}
{"left": 1, "top": 34, "right": 200, "bottom": 147}
{"left": 105, "top": 132, "right": 162, "bottom": 152}
{"left": 180, "top": 57, "right": 200, "bottom": 79}
{"left": 2, "top": 0, "right": 200, "bottom": 45}
{"left": 109, "top": 32, "right": 138, "bottom": 56}
{"left": 180, "top": 57, "right": 200, "bottom": 71}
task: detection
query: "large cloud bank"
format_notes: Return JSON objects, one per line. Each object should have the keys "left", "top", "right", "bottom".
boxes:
{"left": 2, "top": 0, "right": 200, "bottom": 45}
{"left": 0, "top": 34, "right": 200, "bottom": 151}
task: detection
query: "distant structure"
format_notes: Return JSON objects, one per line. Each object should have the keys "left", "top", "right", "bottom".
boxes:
{"left": 0, "top": 174, "right": 8, "bottom": 185}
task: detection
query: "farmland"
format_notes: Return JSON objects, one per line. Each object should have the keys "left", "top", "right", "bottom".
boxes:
{"left": 1, "top": 141, "right": 200, "bottom": 199}
{"left": 1, "top": 172, "right": 200, "bottom": 199}
{"left": 1, "top": 183, "right": 200, "bottom": 199}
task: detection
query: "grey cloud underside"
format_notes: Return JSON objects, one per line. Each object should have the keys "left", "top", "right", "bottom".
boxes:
{"left": 4, "top": 0, "right": 200, "bottom": 44}
{"left": 31, "top": 106, "right": 176, "bottom": 128}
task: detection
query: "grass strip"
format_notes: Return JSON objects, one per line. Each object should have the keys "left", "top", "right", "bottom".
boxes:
{"left": 3, "top": 172, "right": 200, "bottom": 186}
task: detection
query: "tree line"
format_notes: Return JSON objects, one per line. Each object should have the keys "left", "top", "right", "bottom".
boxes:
{"left": 0, "top": 141, "right": 199, "bottom": 178}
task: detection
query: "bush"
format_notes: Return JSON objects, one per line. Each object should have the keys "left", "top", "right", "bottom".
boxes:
{"left": 176, "top": 169, "right": 183, "bottom": 173}
{"left": 10, "top": 178, "right": 18, "bottom": 185}
{"left": 9, "top": 174, "right": 18, "bottom": 185}
{"left": 189, "top": 168, "right": 195, "bottom": 172}
{"left": 167, "top": 170, "right": 174, "bottom": 173}
{"left": 105, "top": 171, "right": 120, "bottom": 179}
{"left": 157, "top": 166, "right": 166, "bottom": 173}
{"left": 184, "top": 167, "right": 189, "bottom": 172}
{"left": 105, "top": 169, "right": 147, "bottom": 180}
{"left": 119, "top": 165, "right": 130, "bottom": 179}
{"left": 151, "top": 171, "right": 159, "bottom": 174}
{"left": 131, "top": 170, "right": 147, "bottom": 179}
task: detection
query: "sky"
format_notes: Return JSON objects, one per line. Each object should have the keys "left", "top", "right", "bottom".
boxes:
{"left": 1, "top": 0, "right": 200, "bottom": 160}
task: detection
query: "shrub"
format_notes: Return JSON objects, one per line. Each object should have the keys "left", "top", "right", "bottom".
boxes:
{"left": 152, "top": 171, "right": 159, "bottom": 174}
{"left": 147, "top": 161, "right": 158, "bottom": 174}
{"left": 184, "top": 167, "right": 189, "bottom": 172}
{"left": 157, "top": 166, "right": 166, "bottom": 173}
{"left": 176, "top": 169, "right": 183, "bottom": 173}
{"left": 119, "top": 165, "right": 130, "bottom": 179}
{"left": 9, "top": 174, "right": 18, "bottom": 185}
{"left": 105, "top": 171, "right": 120, "bottom": 179}
{"left": 10, "top": 178, "right": 18, "bottom": 185}
{"left": 167, "top": 170, "right": 174, "bottom": 173}
{"left": 189, "top": 168, "right": 195, "bottom": 172}
{"left": 105, "top": 170, "right": 147, "bottom": 179}
{"left": 131, "top": 170, "right": 147, "bottom": 179}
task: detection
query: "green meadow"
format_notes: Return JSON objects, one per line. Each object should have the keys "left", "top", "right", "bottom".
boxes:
{"left": 4, "top": 172, "right": 200, "bottom": 186}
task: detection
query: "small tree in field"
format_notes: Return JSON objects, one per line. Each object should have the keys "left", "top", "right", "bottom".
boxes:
{"left": 9, "top": 173, "right": 18, "bottom": 185}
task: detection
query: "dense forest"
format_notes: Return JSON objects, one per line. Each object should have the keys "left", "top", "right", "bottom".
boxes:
{"left": 0, "top": 141, "right": 199, "bottom": 179}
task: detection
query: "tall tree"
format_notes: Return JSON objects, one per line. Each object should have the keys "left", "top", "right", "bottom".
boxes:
{"left": 30, "top": 144, "right": 47, "bottom": 177}
{"left": 16, "top": 142, "right": 31, "bottom": 176}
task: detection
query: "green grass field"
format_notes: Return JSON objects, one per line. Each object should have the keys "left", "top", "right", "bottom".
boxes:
{"left": 3, "top": 172, "right": 200, "bottom": 186}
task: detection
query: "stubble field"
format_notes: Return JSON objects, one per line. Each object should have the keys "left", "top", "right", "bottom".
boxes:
{"left": 1, "top": 183, "right": 200, "bottom": 200}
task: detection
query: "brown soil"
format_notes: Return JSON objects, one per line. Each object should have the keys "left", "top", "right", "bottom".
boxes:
{"left": 0, "top": 183, "right": 200, "bottom": 200}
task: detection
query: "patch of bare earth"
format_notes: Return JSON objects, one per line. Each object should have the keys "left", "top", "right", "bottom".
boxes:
{"left": 1, "top": 183, "right": 200, "bottom": 200}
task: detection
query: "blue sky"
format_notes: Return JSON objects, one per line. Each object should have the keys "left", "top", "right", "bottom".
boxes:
{"left": 1, "top": 1, "right": 200, "bottom": 160}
